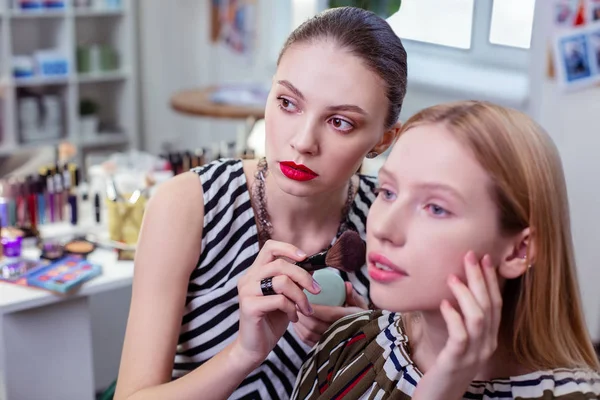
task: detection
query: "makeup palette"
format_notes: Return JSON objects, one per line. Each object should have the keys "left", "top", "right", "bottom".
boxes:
{"left": 64, "top": 238, "right": 96, "bottom": 257}
{"left": 0, "top": 258, "right": 48, "bottom": 282}
{"left": 25, "top": 256, "right": 102, "bottom": 294}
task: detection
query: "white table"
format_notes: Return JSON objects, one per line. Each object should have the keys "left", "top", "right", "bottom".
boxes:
{"left": 0, "top": 246, "right": 134, "bottom": 400}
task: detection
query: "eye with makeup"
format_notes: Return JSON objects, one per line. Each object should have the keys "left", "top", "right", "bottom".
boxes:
{"left": 374, "top": 186, "right": 396, "bottom": 201}
{"left": 328, "top": 116, "right": 354, "bottom": 133}
{"left": 276, "top": 96, "right": 299, "bottom": 113}
{"left": 424, "top": 203, "right": 451, "bottom": 218}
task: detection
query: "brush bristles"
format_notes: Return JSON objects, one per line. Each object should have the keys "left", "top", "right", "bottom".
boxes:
{"left": 325, "top": 230, "right": 366, "bottom": 273}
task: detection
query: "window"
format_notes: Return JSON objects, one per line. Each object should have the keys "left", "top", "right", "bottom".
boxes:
{"left": 375, "top": 0, "right": 536, "bottom": 51}
{"left": 384, "top": 0, "right": 537, "bottom": 70}
{"left": 489, "top": 0, "right": 536, "bottom": 49}
{"left": 386, "top": 0, "right": 475, "bottom": 49}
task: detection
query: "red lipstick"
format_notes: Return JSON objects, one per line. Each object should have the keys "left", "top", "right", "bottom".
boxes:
{"left": 279, "top": 161, "right": 318, "bottom": 182}
{"left": 367, "top": 252, "right": 409, "bottom": 283}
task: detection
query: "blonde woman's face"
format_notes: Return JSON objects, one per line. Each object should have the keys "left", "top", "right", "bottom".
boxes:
{"left": 366, "top": 123, "right": 514, "bottom": 312}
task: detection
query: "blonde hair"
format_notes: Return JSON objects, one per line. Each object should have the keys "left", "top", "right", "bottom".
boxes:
{"left": 399, "top": 101, "right": 599, "bottom": 370}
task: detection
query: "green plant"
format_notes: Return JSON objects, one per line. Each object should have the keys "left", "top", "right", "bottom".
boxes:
{"left": 328, "top": 0, "right": 401, "bottom": 18}
{"left": 79, "top": 99, "right": 99, "bottom": 116}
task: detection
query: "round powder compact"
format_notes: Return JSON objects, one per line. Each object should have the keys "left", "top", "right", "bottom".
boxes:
{"left": 64, "top": 239, "right": 96, "bottom": 257}
{"left": 39, "top": 240, "right": 65, "bottom": 261}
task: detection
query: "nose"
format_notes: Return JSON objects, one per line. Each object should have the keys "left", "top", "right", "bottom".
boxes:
{"left": 370, "top": 200, "right": 407, "bottom": 248}
{"left": 290, "top": 116, "right": 320, "bottom": 156}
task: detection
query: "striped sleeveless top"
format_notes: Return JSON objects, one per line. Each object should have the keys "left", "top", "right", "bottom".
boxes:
{"left": 172, "top": 159, "right": 378, "bottom": 399}
{"left": 292, "top": 310, "right": 600, "bottom": 399}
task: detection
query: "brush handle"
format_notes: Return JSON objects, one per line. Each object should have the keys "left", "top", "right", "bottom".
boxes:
{"left": 295, "top": 249, "right": 328, "bottom": 272}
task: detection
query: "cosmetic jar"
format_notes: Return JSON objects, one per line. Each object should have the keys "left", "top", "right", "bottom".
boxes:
{"left": 1, "top": 228, "right": 24, "bottom": 258}
{"left": 40, "top": 240, "right": 65, "bottom": 261}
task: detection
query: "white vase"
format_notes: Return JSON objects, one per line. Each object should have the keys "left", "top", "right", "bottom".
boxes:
{"left": 80, "top": 115, "right": 99, "bottom": 139}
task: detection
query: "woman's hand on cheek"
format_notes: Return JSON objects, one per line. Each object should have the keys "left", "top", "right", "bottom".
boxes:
{"left": 414, "top": 252, "right": 503, "bottom": 400}
{"left": 293, "top": 282, "right": 369, "bottom": 347}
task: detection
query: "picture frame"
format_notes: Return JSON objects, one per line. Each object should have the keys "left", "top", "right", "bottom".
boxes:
{"left": 553, "top": 26, "right": 600, "bottom": 90}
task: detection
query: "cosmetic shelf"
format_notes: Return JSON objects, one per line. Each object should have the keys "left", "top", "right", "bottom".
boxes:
{"left": 74, "top": 8, "right": 123, "bottom": 17}
{"left": 9, "top": 9, "right": 66, "bottom": 19}
{"left": 13, "top": 75, "right": 70, "bottom": 87}
{"left": 77, "top": 69, "right": 129, "bottom": 83}
{"left": 0, "top": 0, "right": 138, "bottom": 163}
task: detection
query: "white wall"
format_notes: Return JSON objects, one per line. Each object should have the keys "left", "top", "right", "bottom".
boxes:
{"left": 138, "top": 0, "right": 290, "bottom": 156}
{"left": 137, "top": 0, "right": 212, "bottom": 155}
{"left": 529, "top": 1, "right": 600, "bottom": 342}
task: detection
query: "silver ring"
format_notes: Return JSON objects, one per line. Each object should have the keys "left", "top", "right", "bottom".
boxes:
{"left": 260, "top": 277, "right": 276, "bottom": 296}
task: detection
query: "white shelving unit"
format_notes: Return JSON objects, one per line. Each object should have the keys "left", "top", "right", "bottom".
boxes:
{"left": 0, "top": 0, "right": 138, "bottom": 161}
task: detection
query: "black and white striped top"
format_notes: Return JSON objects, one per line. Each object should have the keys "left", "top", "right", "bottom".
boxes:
{"left": 172, "top": 159, "right": 378, "bottom": 399}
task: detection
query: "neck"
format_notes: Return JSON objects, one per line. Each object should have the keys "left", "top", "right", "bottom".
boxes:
{"left": 408, "top": 310, "right": 524, "bottom": 381}
{"left": 263, "top": 173, "right": 352, "bottom": 253}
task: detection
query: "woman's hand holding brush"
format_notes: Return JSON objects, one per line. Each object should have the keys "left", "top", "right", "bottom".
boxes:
{"left": 233, "top": 239, "right": 321, "bottom": 369}
{"left": 294, "top": 282, "right": 369, "bottom": 347}
{"left": 292, "top": 230, "right": 369, "bottom": 346}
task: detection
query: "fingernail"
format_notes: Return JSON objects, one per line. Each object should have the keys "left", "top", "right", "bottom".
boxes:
{"left": 312, "top": 279, "right": 321, "bottom": 292}
{"left": 466, "top": 251, "right": 477, "bottom": 265}
{"left": 482, "top": 254, "right": 493, "bottom": 268}
{"left": 297, "top": 249, "right": 307, "bottom": 258}
{"left": 307, "top": 304, "right": 314, "bottom": 315}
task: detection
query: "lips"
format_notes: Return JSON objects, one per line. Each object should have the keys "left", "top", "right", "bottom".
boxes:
{"left": 279, "top": 161, "right": 318, "bottom": 182}
{"left": 367, "top": 252, "right": 409, "bottom": 283}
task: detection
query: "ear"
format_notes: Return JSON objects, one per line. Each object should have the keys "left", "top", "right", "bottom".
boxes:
{"left": 371, "top": 121, "right": 402, "bottom": 156}
{"left": 498, "top": 228, "right": 534, "bottom": 279}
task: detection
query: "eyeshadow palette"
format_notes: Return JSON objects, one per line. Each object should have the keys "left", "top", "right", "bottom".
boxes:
{"left": 0, "top": 258, "right": 48, "bottom": 283}
{"left": 25, "top": 256, "right": 102, "bottom": 294}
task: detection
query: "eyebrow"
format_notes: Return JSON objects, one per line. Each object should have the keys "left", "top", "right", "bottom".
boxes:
{"left": 326, "top": 104, "right": 368, "bottom": 116}
{"left": 277, "top": 80, "right": 305, "bottom": 101}
{"left": 378, "top": 166, "right": 466, "bottom": 204}
{"left": 415, "top": 182, "right": 466, "bottom": 204}
{"left": 277, "top": 80, "right": 368, "bottom": 116}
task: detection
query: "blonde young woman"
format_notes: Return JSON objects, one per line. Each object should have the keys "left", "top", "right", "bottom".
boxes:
{"left": 229, "top": 101, "right": 599, "bottom": 399}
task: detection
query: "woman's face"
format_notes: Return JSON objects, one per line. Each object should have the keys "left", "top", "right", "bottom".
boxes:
{"left": 264, "top": 40, "right": 394, "bottom": 196}
{"left": 366, "top": 123, "right": 517, "bottom": 312}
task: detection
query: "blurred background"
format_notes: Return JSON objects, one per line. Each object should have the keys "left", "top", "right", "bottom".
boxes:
{"left": 1, "top": 1, "right": 599, "bottom": 398}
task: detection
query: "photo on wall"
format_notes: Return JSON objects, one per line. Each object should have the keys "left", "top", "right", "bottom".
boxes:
{"left": 553, "top": 26, "right": 600, "bottom": 89}
{"left": 590, "top": 29, "right": 600, "bottom": 69}
{"left": 587, "top": 0, "right": 600, "bottom": 21}
{"left": 559, "top": 33, "right": 592, "bottom": 81}
{"left": 554, "top": 0, "right": 587, "bottom": 28}
{"left": 210, "top": 0, "right": 257, "bottom": 58}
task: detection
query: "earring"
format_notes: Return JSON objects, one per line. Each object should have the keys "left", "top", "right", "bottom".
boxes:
{"left": 366, "top": 151, "right": 378, "bottom": 159}
{"left": 522, "top": 255, "right": 532, "bottom": 269}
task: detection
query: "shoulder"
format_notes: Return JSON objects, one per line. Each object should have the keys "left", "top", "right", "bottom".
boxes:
{"left": 191, "top": 158, "right": 244, "bottom": 190}
{"left": 356, "top": 174, "right": 378, "bottom": 196}
{"left": 308, "top": 309, "right": 391, "bottom": 363}
{"left": 148, "top": 170, "right": 204, "bottom": 215}
{"left": 478, "top": 368, "right": 600, "bottom": 399}
{"left": 353, "top": 173, "right": 378, "bottom": 211}
{"left": 292, "top": 310, "right": 399, "bottom": 399}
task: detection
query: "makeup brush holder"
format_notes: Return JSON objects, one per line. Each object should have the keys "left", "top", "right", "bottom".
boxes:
{"left": 105, "top": 194, "right": 146, "bottom": 246}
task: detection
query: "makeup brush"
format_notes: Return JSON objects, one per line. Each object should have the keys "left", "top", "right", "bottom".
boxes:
{"left": 296, "top": 230, "right": 366, "bottom": 273}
